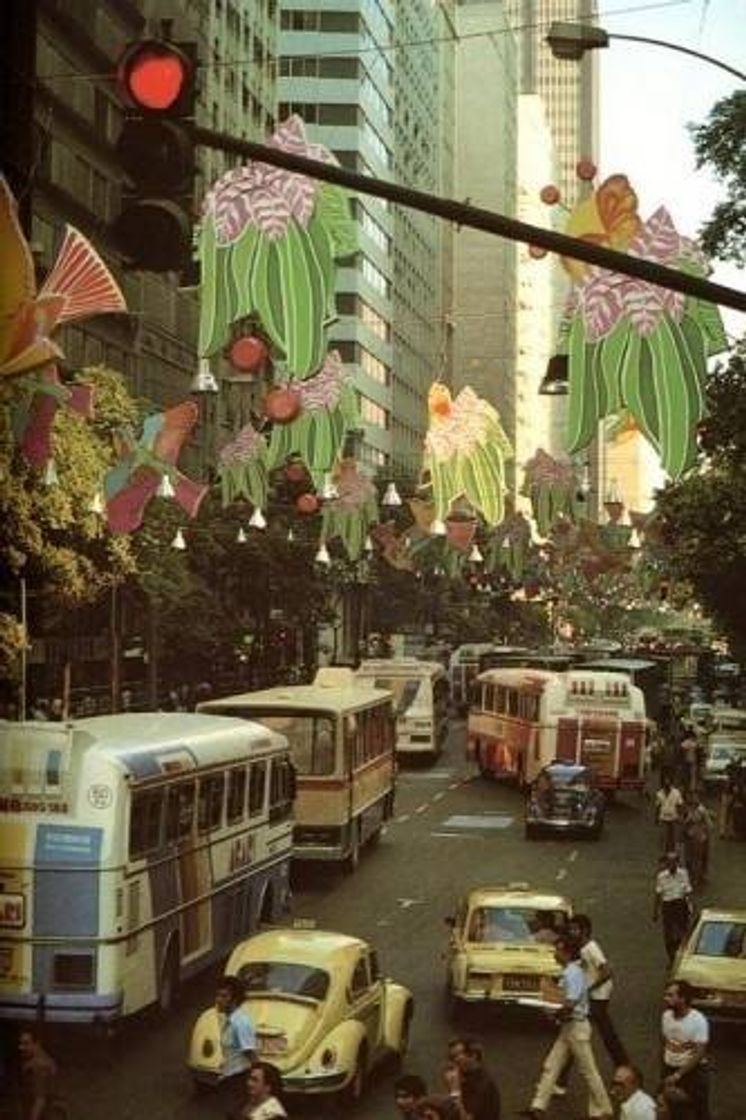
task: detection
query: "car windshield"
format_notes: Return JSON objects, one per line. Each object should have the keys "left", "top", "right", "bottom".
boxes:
{"left": 237, "top": 961, "right": 330, "bottom": 1001}
{"left": 549, "top": 771, "right": 590, "bottom": 790}
{"left": 467, "top": 906, "right": 567, "bottom": 944}
{"left": 694, "top": 921, "right": 746, "bottom": 959}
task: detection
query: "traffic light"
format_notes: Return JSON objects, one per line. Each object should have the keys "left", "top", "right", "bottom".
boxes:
{"left": 112, "top": 39, "right": 198, "bottom": 276}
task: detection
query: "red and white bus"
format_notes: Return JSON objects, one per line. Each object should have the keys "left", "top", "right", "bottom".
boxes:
{"left": 467, "top": 668, "right": 647, "bottom": 791}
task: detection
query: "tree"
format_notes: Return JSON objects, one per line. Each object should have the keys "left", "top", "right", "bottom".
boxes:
{"left": 655, "top": 340, "right": 746, "bottom": 659}
{"left": 692, "top": 91, "right": 746, "bottom": 264}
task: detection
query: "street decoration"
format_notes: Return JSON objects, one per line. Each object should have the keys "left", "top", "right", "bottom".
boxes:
{"left": 0, "top": 176, "right": 126, "bottom": 380}
{"left": 423, "top": 383, "right": 512, "bottom": 526}
{"left": 218, "top": 422, "right": 269, "bottom": 510}
{"left": 198, "top": 115, "right": 356, "bottom": 375}
{"left": 370, "top": 521, "right": 415, "bottom": 572}
{"left": 321, "top": 459, "right": 379, "bottom": 561}
{"left": 104, "top": 400, "right": 208, "bottom": 533}
{"left": 11, "top": 366, "right": 94, "bottom": 469}
{"left": 226, "top": 333, "right": 269, "bottom": 380}
{"left": 545, "top": 172, "right": 728, "bottom": 479}
{"left": 486, "top": 510, "right": 532, "bottom": 581}
{"left": 265, "top": 351, "right": 360, "bottom": 483}
{"left": 521, "top": 449, "right": 581, "bottom": 538}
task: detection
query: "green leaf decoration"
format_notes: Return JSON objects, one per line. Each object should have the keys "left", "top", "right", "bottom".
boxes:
{"left": 219, "top": 456, "right": 268, "bottom": 509}
{"left": 619, "top": 332, "right": 660, "bottom": 452}
{"left": 688, "top": 297, "right": 728, "bottom": 357}
{"left": 267, "top": 397, "right": 357, "bottom": 485}
{"left": 598, "top": 321, "right": 629, "bottom": 415}
{"left": 566, "top": 314, "right": 602, "bottom": 454}
{"left": 648, "top": 318, "right": 699, "bottom": 479}
{"left": 316, "top": 183, "right": 358, "bottom": 260}
{"left": 322, "top": 495, "right": 379, "bottom": 561}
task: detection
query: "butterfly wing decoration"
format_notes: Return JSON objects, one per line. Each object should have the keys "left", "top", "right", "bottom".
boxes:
{"left": 371, "top": 521, "right": 414, "bottom": 572}
{"left": 12, "top": 366, "right": 94, "bottom": 468}
{"left": 0, "top": 176, "right": 126, "bottom": 380}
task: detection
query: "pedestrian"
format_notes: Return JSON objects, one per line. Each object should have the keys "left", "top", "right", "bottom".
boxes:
{"left": 239, "top": 1060, "right": 287, "bottom": 1120}
{"left": 653, "top": 852, "right": 693, "bottom": 964}
{"left": 680, "top": 730, "right": 699, "bottom": 792}
{"left": 446, "top": 1036, "right": 501, "bottom": 1119}
{"left": 18, "top": 1029, "right": 61, "bottom": 1120}
{"left": 395, "top": 1073, "right": 428, "bottom": 1116}
{"left": 681, "top": 791, "right": 711, "bottom": 889}
{"left": 519, "top": 935, "right": 612, "bottom": 1119}
{"left": 554, "top": 914, "right": 627, "bottom": 1096}
{"left": 718, "top": 759, "right": 738, "bottom": 839}
{"left": 214, "top": 976, "right": 257, "bottom": 1113}
{"left": 609, "top": 1065, "right": 657, "bottom": 1119}
{"left": 660, "top": 980, "right": 710, "bottom": 1120}
{"left": 654, "top": 773, "right": 684, "bottom": 853}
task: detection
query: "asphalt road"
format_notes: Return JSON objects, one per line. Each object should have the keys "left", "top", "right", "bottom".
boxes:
{"left": 26, "top": 721, "right": 746, "bottom": 1118}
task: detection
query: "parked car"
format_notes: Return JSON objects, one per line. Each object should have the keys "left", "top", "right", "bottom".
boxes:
{"left": 704, "top": 738, "right": 746, "bottom": 787}
{"left": 188, "top": 928, "right": 413, "bottom": 1101}
{"left": 525, "top": 762, "right": 606, "bottom": 840}
{"left": 444, "top": 885, "right": 572, "bottom": 1017}
{"left": 671, "top": 907, "right": 746, "bottom": 1020}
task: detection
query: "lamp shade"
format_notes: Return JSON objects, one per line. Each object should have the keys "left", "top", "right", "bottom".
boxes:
{"left": 538, "top": 354, "right": 569, "bottom": 395}
{"left": 315, "top": 542, "right": 331, "bottom": 565}
{"left": 191, "top": 358, "right": 220, "bottom": 393}
{"left": 171, "top": 528, "right": 187, "bottom": 550}
{"left": 381, "top": 482, "right": 402, "bottom": 507}
{"left": 249, "top": 507, "right": 267, "bottom": 530}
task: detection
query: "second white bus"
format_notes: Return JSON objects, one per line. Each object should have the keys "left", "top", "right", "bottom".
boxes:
{"left": 355, "top": 658, "right": 449, "bottom": 760}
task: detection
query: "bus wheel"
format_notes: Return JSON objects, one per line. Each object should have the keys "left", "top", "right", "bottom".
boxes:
{"left": 344, "top": 825, "right": 360, "bottom": 873}
{"left": 157, "top": 942, "right": 180, "bottom": 1015}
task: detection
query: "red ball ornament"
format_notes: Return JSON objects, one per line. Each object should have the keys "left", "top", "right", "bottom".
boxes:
{"left": 296, "top": 492, "right": 319, "bottom": 515}
{"left": 285, "top": 460, "right": 307, "bottom": 484}
{"left": 264, "top": 386, "right": 302, "bottom": 424}
{"left": 528, "top": 244, "right": 548, "bottom": 259}
{"left": 228, "top": 335, "right": 268, "bottom": 374}
{"left": 576, "top": 158, "right": 597, "bottom": 182}
{"left": 540, "top": 184, "right": 561, "bottom": 205}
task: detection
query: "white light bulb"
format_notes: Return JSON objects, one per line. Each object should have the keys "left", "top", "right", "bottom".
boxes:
{"left": 249, "top": 508, "right": 267, "bottom": 530}
{"left": 430, "top": 518, "right": 447, "bottom": 537}
{"left": 315, "top": 542, "right": 331, "bottom": 566}
{"left": 171, "top": 528, "right": 187, "bottom": 551}
{"left": 470, "top": 544, "right": 483, "bottom": 564}
{"left": 382, "top": 482, "right": 402, "bottom": 507}
{"left": 158, "top": 474, "right": 175, "bottom": 499}
{"left": 88, "top": 491, "right": 105, "bottom": 515}
{"left": 236, "top": 527, "right": 247, "bottom": 544}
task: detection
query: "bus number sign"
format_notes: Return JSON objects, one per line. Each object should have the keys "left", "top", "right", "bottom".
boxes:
{"left": 0, "top": 894, "right": 24, "bottom": 929}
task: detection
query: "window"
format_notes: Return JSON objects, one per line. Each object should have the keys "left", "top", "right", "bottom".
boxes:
{"left": 350, "top": 956, "right": 369, "bottom": 996}
{"left": 269, "top": 759, "right": 294, "bottom": 822}
{"left": 247, "top": 713, "right": 336, "bottom": 776}
{"left": 319, "top": 104, "right": 358, "bottom": 126}
{"left": 227, "top": 767, "right": 247, "bottom": 824}
{"left": 319, "top": 57, "right": 360, "bottom": 79}
{"left": 360, "top": 346, "right": 389, "bottom": 385}
{"left": 361, "top": 255, "right": 390, "bottom": 297}
{"left": 129, "top": 789, "right": 163, "bottom": 858}
{"left": 248, "top": 762, "right": 266, "bottom": 817}
{"left": 165, "top": 781, "right": 195, "bottom": 843}
{"left": 198, "top": 774, "right": 224, "bottom": 833}
{"left": 360, "top": 394, "right": 388, "bottom": 429}
{"left": 320, "top": 11, "right": 361, "bottom": 32}
{"left": 360, "top": 300, "right": 390, "bottom": 343}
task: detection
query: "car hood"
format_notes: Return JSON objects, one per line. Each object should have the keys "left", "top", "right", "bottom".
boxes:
{"left": 675, "top": 956, "right": 746, "bottom": 992}
{"left": 465, "top": 945, "right": 561, "bottom": 973}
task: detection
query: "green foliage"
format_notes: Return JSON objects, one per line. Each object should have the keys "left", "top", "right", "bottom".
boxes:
{"left": 692, "top": 91, "right": 746, "bottom": 265}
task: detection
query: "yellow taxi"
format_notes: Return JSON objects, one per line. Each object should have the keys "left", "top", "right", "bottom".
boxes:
{"left": 444, "top": 884, "right": 572, "bottom": 1015}
{"left": 188, "top": 928, "right": 413, "bottom": 1100}
{"left": 671, "top": 907, "right": 746, "bottom": 1020}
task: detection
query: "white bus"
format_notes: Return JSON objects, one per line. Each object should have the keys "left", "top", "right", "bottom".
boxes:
{"left": 0, "top": 713, "right": 293, "bottom": 1024}
{"left": 449, "top": 644, "right": 498, "bottom": 711}
{"left": 200, "top": 674, "right": 395, "bottom": 870}
{"left": 467, "top": 668, "right": 647, "bottom": 791}
{"left": 355, "top": 658, "right": 449, "bottom": 760}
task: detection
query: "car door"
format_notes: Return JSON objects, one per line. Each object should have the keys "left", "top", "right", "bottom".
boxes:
{"left": 348, "top": 950, "right": 383, "bottom": 1057}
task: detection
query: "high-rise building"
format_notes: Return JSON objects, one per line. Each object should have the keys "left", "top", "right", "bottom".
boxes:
{"left": 452, "top": 2, "right": 519, "bottom": 482}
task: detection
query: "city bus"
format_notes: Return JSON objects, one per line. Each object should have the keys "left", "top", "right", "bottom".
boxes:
{"left": 199, "top": 673, "right": 395, "bottom": 870}
{"left": 467, "top": 668, "right": 647, "bottom": 791}
{"left": 0, "top": 713, "right": 293, "bottom": 1024}
{"left": 449, "top": 644, "right": 497, "bottom": 711}
{"left": 355, "top": 658, "right": 449, "bottom": 760}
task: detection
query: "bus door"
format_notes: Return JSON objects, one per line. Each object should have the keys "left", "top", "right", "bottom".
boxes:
{"left": 578, "top": 720, "right": 618, "bottom": 785}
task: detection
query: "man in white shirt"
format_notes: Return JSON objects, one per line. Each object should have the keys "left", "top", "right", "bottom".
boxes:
{"left": 653, "top": 852, "right": 692, "bottom": 963}
{"left": 660, "top": 980, "right": 710, "bottom": 1119}
{"left": 609, "top": 1065, "right": 657, "bottom": 1120}
{"left": 655, "top": 774, "right": 684, "bottom": 852}
{"left": 215, "top": 976, "right": 257, "bottom": 1112}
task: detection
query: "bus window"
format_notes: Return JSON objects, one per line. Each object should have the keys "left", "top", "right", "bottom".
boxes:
{"left": 507, "top": 690, "right": 518, "bottom": 717}
{"left": 129, "top": 788, "right": 163, "bottom": 858}
{"left": 484, "top": 685, "right": 495, "bottom": 713}
{"left": 165, "top": 781, "right": 195, "bottom": 842}
{"left": 198, "top": 774, "right": 224, "bottom": 833}
{"left": 249, "top": 762, "right": 266, "bottom": 817}
{"left": 344, "top": 714, "right": 358, "bottom": 767}
{"left": 496, "top": 686, "right": 507, "bottom": 714}
{"left": 269, "top": 759, "right": 293, "bottom": 822}
{"left": 227, "top": 767, "right": 247, "bottom": 824}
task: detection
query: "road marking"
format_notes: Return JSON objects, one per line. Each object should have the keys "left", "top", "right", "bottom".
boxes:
{"left": 415, "top": 803, "right": 429, "bottom": 814}
{"left": 556, "top": 868, "right": 567, "bottom": 881}
{"left": 442, "top": 813, "right": 514, "bottom": 831}
{"left": 568, "top": 849, "right": 578, "bottom": 862}
{"left": 433, "top": 791, "right": 446, "bottom": 801}
{"left": 448, "top": 782, "right": 461, "bottom": 790}
{"left": 401, "top": 770, "right": 455, "bottom": 780}
{"left": 431, "top": 832, "right": 482, "bottom": 839}
{"left": 397, "top": 898, "right": 425, "bottom": 909}
{"left": 396, "top": 814, "right": 411, "bottom": 823}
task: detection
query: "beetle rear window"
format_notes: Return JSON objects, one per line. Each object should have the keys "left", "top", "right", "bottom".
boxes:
{"left": 237, "top": 961, "right": 330, "bottom": 1001}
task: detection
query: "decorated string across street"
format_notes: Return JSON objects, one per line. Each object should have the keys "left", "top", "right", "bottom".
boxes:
{"left": 0, "top": 107, "right": 733, "bottom": 598}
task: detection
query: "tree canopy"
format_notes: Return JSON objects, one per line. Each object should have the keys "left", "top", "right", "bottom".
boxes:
{"left": 692, "top": 90, "right": 746, "bottom": 264}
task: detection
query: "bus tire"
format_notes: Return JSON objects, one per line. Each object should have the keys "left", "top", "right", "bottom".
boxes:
{"left": 344, "top": 824, "right": 360, "bottom": 873}
{"left": 157, "top": 940, "right": 180, "bottom": 1015}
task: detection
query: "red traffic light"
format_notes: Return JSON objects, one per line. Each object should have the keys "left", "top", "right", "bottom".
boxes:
{"left": 118, "top": 40, "right": 193, "bottom": 114}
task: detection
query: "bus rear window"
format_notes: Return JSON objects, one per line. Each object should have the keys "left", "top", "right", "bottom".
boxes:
{"left": 198, "top": 774, "right": 224, "bottom": 833}
{"left": 247, "top": 713, "right": 335, "bottom": 776}
{"left": 165, "top": 782, "right": 195, "bottom": 842}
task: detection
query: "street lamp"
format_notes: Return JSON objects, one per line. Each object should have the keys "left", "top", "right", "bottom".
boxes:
{"left": 546, "top": 21, "right": 746, "bottom": 83}
{"left": 538, "top": 354, "right": 569, "bottom": 396}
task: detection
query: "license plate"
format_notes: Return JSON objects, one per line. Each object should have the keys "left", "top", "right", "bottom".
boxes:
{"left": 258, "top": 1035, "right": 287, "bottom": 1055}
{"left": 502, "top": 974, "right": 540, "bottom": 992}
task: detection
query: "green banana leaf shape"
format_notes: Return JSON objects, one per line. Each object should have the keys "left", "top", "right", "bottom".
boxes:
{"left": 320, "top": 459, "right": 379, "bottom": 561}
{"left": 560, "top": 203, "right": 728, "bottom": 481}
{"left": 198, "top": 116, "right": 356, "bottom": 375}
{"left": 424, "top": 384, "right": 512, "bottom": 526}
{"left": 217, "top": 422, "right": 269, "bottom": 509}
{"left": 266, "top": 351, "right": 360, "bottom": 485}
{"left": 486, "top": 512, "right": 532, "bottom": 580}
{"left": 521, "top": 450, "right": 580, "bottom": 539}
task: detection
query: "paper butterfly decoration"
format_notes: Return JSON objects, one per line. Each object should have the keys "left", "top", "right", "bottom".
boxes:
{"left": 423, "top": 384, "right": 512, "bottom": 526}
{"left": 486, "top": 511, "right": 532, "bottom": 581}
{"left": 0, "top": 176, "right": 126, "bottom": 380}
{"left": 218, "top": 422, "right": 269, "bottom": 510}
{"left": 104, "top": 401, "right": 208, "bottom": 534}
{"left": 370, "top": 521, "right": 415, "bottom": 572}
{"left": 199, "top": 116, "right": 356, "bottom": 377}
{"left": 556, "top": 174, "right": 728, "bottom": 479}
{"left": 12, "top": 365, "right": 94, "bottom": 469}
{"left": 521, "top": 449, "right": 582, "bottom": 539}
{"left": 321, "top": 458, "right": 379, "bottom": 561}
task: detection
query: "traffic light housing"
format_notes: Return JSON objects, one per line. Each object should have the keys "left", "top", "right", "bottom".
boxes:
{"left": 112, "top": 39, "right": 198, "bottom": 276}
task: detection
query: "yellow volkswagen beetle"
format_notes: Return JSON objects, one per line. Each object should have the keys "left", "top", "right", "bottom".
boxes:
{"left": 188, "top": 928, "right": 413, "bottom": 1100}
{"left": 671, "top": 907, "right": 746, "bottom": 1020}
{"left": 445, "top": 884, "right": 572, "bottom": 1016}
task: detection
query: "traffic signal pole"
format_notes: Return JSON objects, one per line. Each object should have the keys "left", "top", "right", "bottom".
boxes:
{"left": 191, "top": 123, "right": 746, "bottom": 314}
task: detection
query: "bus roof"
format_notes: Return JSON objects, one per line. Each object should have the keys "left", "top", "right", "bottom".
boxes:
{"left": 579, "top": 658, "right": 658, "bottom": 673}
{"left": 476, "top": 667, "right": 559, "bottom": 687}
{"left": 200, "top": 682, "right": 392, "bottom": 716}
{"left": 356, "top": 658, "right": 446, "bottom": 679}
{"left": 0, "top": 713, "right": 283, "bottom": 781}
